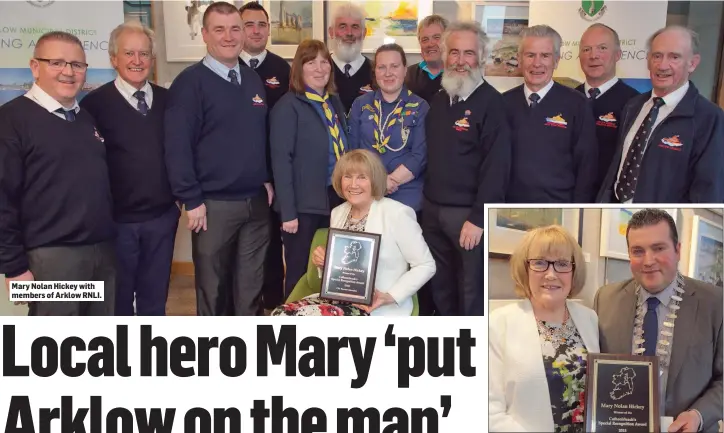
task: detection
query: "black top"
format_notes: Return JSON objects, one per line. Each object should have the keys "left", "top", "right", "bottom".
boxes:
{"left": 80, "top": 81, "right": 176, "bottom": 223}
{"left": 243, "top": 50, "right": 291, "bottom": 111}
{"left": 424, "top": 82, "right": 511, "bottom": 227}
{"left": 405, "top": 63, "right": 443, "bottom": 104}
{"left": 0, "top": 96, "right": 115, "bottom": 277}
{"left": 333, "top": 58, "right": 374, "bottom": 115}
{"left": 575, "top": 80, "right": 639, "bottom": 189}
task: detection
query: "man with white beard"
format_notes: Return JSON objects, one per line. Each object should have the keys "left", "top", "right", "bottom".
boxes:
{"left": 422, "top": 21, "right": 511, "bottom": 316}
{"left": 327, "top": 2, "right": 374, "bottom": 114}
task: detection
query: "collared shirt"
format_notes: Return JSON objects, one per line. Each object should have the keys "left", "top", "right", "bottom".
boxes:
{"left": 332, "top": 52, "right": 366, "bottom": 76}
{"left": 202, "top": 53, "right": 241, "bottom": 84}
{"left": 523, "top": 79, "right": 555, "bottom": 105}
{"left": 614, "top": 81, "right": 690, "bottom": 201}
{"left": 114, "top": 76, "right": 153, "bottom": 110}
{"left": 419, "top": 61, "right": 442, "bottom": 80}
{"left": 241, "top": 49, "right": 268, "bottom": 67}
{"left": 24, "top": 83, "right": 79, "bottom": 120}
{"left": 585, "top": 76, "right": 619, "bottom": 98}
{"left": 449, "top": 77, "right": 485, "bottom": 105}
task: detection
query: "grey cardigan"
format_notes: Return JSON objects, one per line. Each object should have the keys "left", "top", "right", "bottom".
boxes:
{"left": 269, "top": 91, "right": 349, "bottom": 222}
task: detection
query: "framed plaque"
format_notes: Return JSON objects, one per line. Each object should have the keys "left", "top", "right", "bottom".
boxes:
{"left": 320, "top": 229, "right": 381, "bottom": 306}
{"left": 585, "top": 353, "right": 660, "bottom": 433}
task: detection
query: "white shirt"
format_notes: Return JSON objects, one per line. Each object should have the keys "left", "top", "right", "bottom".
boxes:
{"left": 585, "top": 76, "right": 619, "bottom": 98}
{"left": 24, "top": 83, "right": 79, "bottom": 120}
{"left": 449, "top": 78, "right": 485, "bottom": 105}
{"left": 523, "top": 79, "right": 555, "bottom": 105}
{"left": 114, "top": 76, "right": 153, "bottom": 110}
{"left": 241, "top": 49, "right": 268, "bottom": 68}
{"left": 614, "top": 81, "right": 690, "bottom": 201}
{"left": 332, "top": 52, "right": 366, "bottom": 76}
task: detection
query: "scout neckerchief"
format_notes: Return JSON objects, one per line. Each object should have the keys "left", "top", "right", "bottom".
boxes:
{"left": 366, "top": 88, "right": 419, "bottom": 154}
{"left": 305, "top": 89, "right": 345, "bottom": 160}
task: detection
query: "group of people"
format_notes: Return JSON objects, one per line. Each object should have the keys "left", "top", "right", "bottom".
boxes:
{"left": 490, "top": 209, "right": 722, "bottom": 433}
{"left": 0, "top": 1, "right": 722, "bottom": 317}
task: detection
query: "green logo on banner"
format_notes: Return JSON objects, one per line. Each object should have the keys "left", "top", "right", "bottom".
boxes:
{"left": 579, "top": 0, "right": 607, "bottom": 21}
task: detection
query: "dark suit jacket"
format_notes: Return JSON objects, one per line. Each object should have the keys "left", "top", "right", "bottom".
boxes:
{"left": 594, "top": 277, "right": 723, "bottom": 431}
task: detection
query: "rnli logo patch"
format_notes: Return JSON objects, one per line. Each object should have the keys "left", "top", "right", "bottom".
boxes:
{"left": 265, "top": 77, "right": 280, "bottom": 89}
{"left": 359, "top": 84, "right": 373, "bottom": 94}
{"left": 596, "top": 112, "right": 617, "bottom": 129}
{"left": 453, "top": 117, "right": 470, "bottom": 132}
{"left": 658, "top": 135, "right": 683, "bottom": 151}
{"left": 544, "top": 114, "right": 568, "bottom": 128}
{"left": 252, "top": 94, "right": 265, "bottom": 106}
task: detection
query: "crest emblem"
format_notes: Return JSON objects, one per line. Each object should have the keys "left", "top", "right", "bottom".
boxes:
{"left": 453, "top": 117, "right": 470, "bottom": 132}
{"left": 579, "top": 0, "right": 606, "bottom": 21}
{"left": 659, "top": 135, "right": 683, "bottom": 151}
{"left": 265, "top": 77, "right": 280, "bottom": 88}
{"left": 596, "top": 112, "right": 618, "bottom": 129}
{"left": 252, "top": 94, "right": 264, "bottom": 106}
{"left": 545, "top": 114, "right": 568, "bottom": 128}
{"left": 27, "top": 0, "right": 54, "bottom": 7}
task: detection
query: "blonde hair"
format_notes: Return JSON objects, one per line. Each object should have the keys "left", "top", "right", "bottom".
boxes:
{"left": 509, "top": 225, "right": 587, "bottom": 299}
{"left": 332, "top": 150, "right": 387, "bottom": 200}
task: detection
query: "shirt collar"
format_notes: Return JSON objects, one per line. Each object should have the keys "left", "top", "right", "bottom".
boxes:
{"left": 639, "top": 277, "right": 677, "bottom": 308}
{"left": 25, "top": 83, "right": 79, "bottom": 114}
{"left": 585, "top": 76, "right": 619, "bottom": 97}
{"left": 114, "top": 76, "right": 152, "bottom": 99}
{"left": 652, "top": 80, "right": 689, "bottom": 108}
{"left": 240, "top": 50, "right": 268, "bottom": 66}
{"left": 449, "top": 77, "right": 485, "bottom": 104}
{"left": 203, "top": 53, "right": 240, "bottom": 78}
{"left": 524, "top": 79, "right": 555, "bottom": 104}
{"left": 419, "top": 61, "right": 442, "bottom": 79}
{"left": 375, "top": 86, "right": 410, "bottom": 104}
{"left": 332, "top": 53, "right": 365, "bottom": 73}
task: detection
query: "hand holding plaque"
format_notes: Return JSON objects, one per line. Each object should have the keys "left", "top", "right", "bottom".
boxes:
{"left": 320, "top": 228, "right": 381, "bottom": 306}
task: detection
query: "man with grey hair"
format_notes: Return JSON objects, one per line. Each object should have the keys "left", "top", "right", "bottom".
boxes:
{"left": 423, "top": 21, "right": 510, "bottom": 316}
{"left": 405, "top": 14, "right": 448, "bottom": 103}
{"left": 0, "top": 31, "right": 116, "bottom": 315}
{"left": 327, "top": 2, "right": 374, "bottom": 114}
{"left": 81, "top": 20, "right": 178, "bottom": 316}
{"left": 598, "top": 25, "right": 724, "bottom": 203}
{"left": 503, "top": 24, "right": 598, "bottom": 203}
{"left": 576, "top": 23, "right": 639, "bottom": 190}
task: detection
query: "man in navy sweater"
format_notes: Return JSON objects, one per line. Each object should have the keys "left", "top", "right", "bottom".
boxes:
{"left": 503, "top": 25, "right": 598, "bottom": 203}
{"left": 0, "top": 31, "right": 116, "bottom": 315}
{"left": 576, "top": 24, "right": 639, "bottom": 192}
{"left": 239, "top": 2, "right": 290, "bottom": 311}
{"left": 165, "top": 2, "right": 273, "bottom": 316}
{"left": 598, "top": 25, "right": 724, "bottom": 203}
{"left": 81, "top": 21, "right": 179, "bottom": 316}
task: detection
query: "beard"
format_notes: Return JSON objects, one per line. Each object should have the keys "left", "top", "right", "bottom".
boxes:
{"left": 334, "top": 38, "right": 362, "bottom": 63}
{"left": 441, "top": 64, "right": 483, "bottom": 99}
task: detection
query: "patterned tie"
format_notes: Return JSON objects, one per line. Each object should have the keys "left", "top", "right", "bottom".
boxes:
{"left": 55, "top": 107, "right": 75, "bottom": 122}
{"left": 615, "top": 97, "right": 666, "bottom": 202}
{"left": 228, "top": 69, "right": 241, "bottom": 87}
{"left": 529, "top": 92, "right": 540, "bottom": 108}
{"left": 134, "top": 90, "right": 148, "bottom": 116}
{"left": 451, "top": 95, "right": 460, "bottom": 105}
{"left": 588, "top": 87, "right": 601, "bottom": 100}
{"left": 249, "top": 58, "right": 259, "bottom": 69}
{"left": 305, "top": 90, "right": 345, "bottom": 160}
{"left": 344, "top": 63, "right": 352, "bottom": 78}
{"left": 643, "top": 297, "right": 660, "bottom": 356}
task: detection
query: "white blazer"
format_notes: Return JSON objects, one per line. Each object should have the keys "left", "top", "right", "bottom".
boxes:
{"left": 489, "top": 299, "right": 600, "bottom": 432}
{"left": 330, "top": 198, "right": 435, "bottom": 316}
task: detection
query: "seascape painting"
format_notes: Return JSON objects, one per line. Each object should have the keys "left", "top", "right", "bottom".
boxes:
{"left": 341, "top": 0, "right": 432, "bottom": 53}
{"left": 496, "top": 209, "right": 564, "bottom": 232}
{"left": 269, "top": 1, "right": 313, "bottom": 45}
{"left": 484, "top": 18, "right": 527, "bottom": 78}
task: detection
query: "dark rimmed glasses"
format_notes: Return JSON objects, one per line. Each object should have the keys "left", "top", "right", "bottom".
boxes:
{"left": 527, "top": 259, "right": 575, "bottom": 273}
{"left": 35, "top": 58, "right": 88, "bottom": 72}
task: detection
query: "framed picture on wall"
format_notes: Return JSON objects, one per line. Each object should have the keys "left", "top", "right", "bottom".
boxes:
{"left": 263, "top": 0, "right": 325, "bottom": 58}
{"left": 162, "top": 1, "right": 260, "bottom": 62}
{"left": 326, "top": 0, "right": 433, "bottom": 54}
{"left": 688, "top": 216, "right": 723, "bottom": 288}
{"left": 600, "top": 209, "right": 678, "bottom": 261}
{"left": 488, "top": 208, "right": 581, "bottom": 256}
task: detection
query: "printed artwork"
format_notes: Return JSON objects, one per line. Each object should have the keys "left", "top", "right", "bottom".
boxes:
{"left": 690, "top": 216, "right": 724, "bottom": 288}
{"left": 268, "top": 1, "right": 314, "bottom": 45}
{"left": 496, "top": 209, "right": 564, "bottom": 232}
{"left": 484, "top": 18, "right": 528, "bottom": 77}
{"left": 360, "top": 1, "right": 418, "bottom": 38}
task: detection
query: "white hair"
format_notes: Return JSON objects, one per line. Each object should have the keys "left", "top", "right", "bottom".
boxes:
{"left": 441, "top": 21, "right": 489, "bottom": 68}
{"left": 108, "top": 19, "right": 156, "bottom": 57}
{"left": 519, "top": 25, "right": 562, "bottom": 57}
{"left": 330, "top": 2, "right": 366, "bottom": 27}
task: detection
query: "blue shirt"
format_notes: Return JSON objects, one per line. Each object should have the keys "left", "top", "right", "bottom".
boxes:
{"left": 203, "top": 54, "right": 241, "bottom": 84}
{"left": 419, "top": 61, "right": 441, "bottom": 80}
{"left": 348, "top": 86, "right": 429, "bottom": 211}
{"left": 304, "top": 86, "right": 344, "bottom": 185}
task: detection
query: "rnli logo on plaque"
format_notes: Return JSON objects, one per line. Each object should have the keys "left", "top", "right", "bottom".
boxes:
{"left": 265, "top": 77, "right": 280, "bottom": 89}
{"left": 252, "top": 94, "right": 265, "bottom": 106}
{"left": 453, "top": 117, "right": 470, "bottom": 132}
{"left": 27, "top": 0, "right": 54, "bottom": 7}
{"left": 659, "top": 135, "right": 683, "bottom": 151}
{"left": 545, "top": 114, "right": 568, "bottom": 128}
{"left": 596, "top": 112, "right": 618, "bottom": 129}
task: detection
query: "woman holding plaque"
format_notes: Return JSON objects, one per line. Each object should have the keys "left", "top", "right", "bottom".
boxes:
{"left": 488, "top": 225, "right": 599, "bottom": 432}
{"left": 270, "top": 39, "right": 349, "bottom": 299}
{"left": 347, "top": 43, "right": 428, "bottom": 216}
{"left": 271, "top": 149, "right": 435, "bottom": 316}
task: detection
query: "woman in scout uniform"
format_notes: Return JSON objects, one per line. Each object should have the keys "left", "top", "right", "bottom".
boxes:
{"left": 270, "top": 39, "right": 349, "bottom": 299}
{"left": 347, "top": 43, "right": 429, "bottom": 218}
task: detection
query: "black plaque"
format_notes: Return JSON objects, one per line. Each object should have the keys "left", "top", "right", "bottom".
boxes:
{"left": 319, "top": 228, "right": 380, "bottom": 306}
{"left": 585, "top": 353, "right": 660, "bottom": 433}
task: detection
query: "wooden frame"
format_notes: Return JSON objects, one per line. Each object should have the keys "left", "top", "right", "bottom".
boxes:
{"left": 488, "top": 208, "right": 581, "bottom": 256}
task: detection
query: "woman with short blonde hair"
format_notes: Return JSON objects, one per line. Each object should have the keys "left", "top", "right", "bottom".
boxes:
{"left": 489, "top": 225, "right": 599, "bottom": 432}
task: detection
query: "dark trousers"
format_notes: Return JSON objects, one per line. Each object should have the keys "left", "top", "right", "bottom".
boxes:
{"left": 27, "top": 242, "right": 117, "bottom": 316}
{"left": 421, "top": 199, "right": 484, "bottom": 316}
{"left": 115, "top": 204, "right": 180, "bottom": 316}
{"left": 414, "top": 210, "right": 435, "bottom": 316}
{"left": 192, "top": 194, "right": 270, "bottom": 316}
{"left": 261, "top": 209, "right": 285, "bottom": 309}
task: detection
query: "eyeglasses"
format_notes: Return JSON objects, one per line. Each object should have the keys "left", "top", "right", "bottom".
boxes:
{"left": 527, "top": 259, "right": 575, "bottom": 273}
{"left": 35, "top": 58, "right": 89, "bottom": 72}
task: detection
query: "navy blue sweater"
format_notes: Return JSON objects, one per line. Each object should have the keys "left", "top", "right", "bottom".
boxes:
{"left": 164, "top": 62, "right": 268, "bottom": 211}
{"left": 504, "top": 82, "right": 598, "bottom": 203}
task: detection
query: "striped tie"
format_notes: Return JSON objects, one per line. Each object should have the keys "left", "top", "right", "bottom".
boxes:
{"left": 305, "top": 91, "right": 345, "bottom": 159}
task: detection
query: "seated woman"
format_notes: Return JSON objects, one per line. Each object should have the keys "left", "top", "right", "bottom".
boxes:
{"left": 489, "top": 225, "right": 599, "bottom": 432}
{"left": 271, "top": 149, "right": 435, "bottom": 316}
